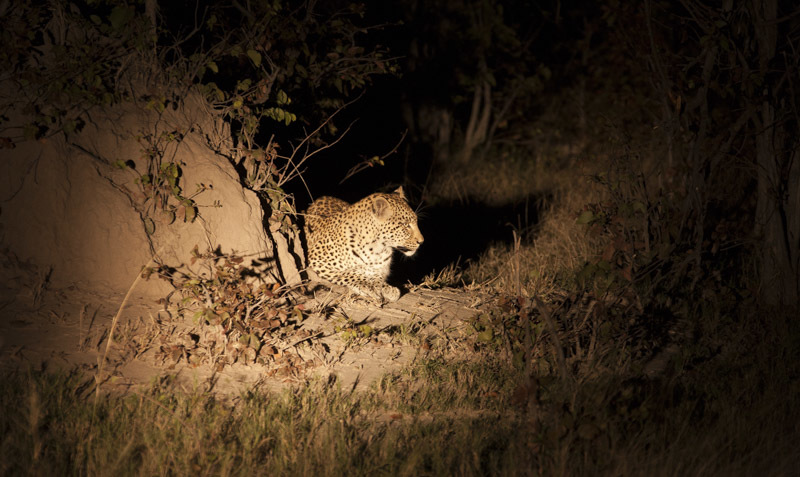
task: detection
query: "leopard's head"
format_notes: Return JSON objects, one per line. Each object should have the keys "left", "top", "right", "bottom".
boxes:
{"left": 371, "top": 187, "right": 424, "bottom": 256}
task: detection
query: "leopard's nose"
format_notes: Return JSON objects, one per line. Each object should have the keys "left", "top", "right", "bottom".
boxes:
{"left": 414, "top": 228, "right": 424, "bottom": 245}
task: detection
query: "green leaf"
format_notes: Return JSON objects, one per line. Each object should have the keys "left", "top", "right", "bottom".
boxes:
{"left": 144, "top": 217, "right": 155, "bottom": 235}
{"left": 90, "top": 15, "right": 102, "bottom": 25}
{"left": 23, "top": 124, "right": 39, "bottom": 140}
{"left": 185, "top": 206, "right": 197, "bottom": 222}
{"left": 162, "top": 210, "right": 176, "bottom": 225}
{"left": 109, "top": 5, "right": 134, "bottom": 31}
{"left": 236, "top": 79, "right": 251, "bottom": 91}
{"left": 576, "top": 210, "right": 594, "bottom": 224}
{"left": 477, "top": 328, "right": 494, "bottom": 342}
{"left": 63, "top": 120, "right": 77, "bottom": 135}
{"left": 145, "top": 98, "right": 165, "bottom": 112}
{"left": 538, "top": 65, "right": 552, "bottom": 81}
{"left": 207, "top": 61, "right": 218, "bottom": 74}
{"left": 248, "top": 334, "right": 261, "bottom": 351}
{"left": 193, "top": 309, "right": 205, "bottom": 324}
{"left": 246, "top": 49, "right": 261, "bottom": 67}
{"left": 292, "top": 307, "right": 304, "bottom": 322}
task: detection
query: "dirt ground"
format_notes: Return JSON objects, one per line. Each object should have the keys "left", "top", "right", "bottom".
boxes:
{"left": 0, "top": 273, "right": 487, "bottom": 398}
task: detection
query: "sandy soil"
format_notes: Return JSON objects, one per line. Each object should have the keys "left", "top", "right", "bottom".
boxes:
{"left": 0, "top": 276, "right": 487, "bottom": 397}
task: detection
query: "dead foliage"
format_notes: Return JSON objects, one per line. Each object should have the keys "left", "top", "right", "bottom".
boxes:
{"left": 143, "top": 246, "right": 323, "bottom": 377}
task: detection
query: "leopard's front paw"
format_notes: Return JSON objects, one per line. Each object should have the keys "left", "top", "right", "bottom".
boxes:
{"left": 380, "top": 285, "right": 401, "bottom": 303}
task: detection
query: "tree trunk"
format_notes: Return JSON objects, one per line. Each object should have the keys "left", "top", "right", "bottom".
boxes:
{"left": 752, "top": 0, "right": 800, "bottom": 306}
{"left": 755, "top": 102, "right": 800, "bottom": 306}
{"left": 458, "top": 81, "right": 491, "bottom": 163}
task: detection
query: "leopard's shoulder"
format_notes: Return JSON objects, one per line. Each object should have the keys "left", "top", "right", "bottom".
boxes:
{"left": 304, "top": 196, "right": 350, "bottom": 235}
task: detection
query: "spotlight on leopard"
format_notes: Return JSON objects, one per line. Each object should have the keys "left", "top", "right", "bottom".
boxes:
{"left": 304, "top": 187, "right": 424, "bottom": 304}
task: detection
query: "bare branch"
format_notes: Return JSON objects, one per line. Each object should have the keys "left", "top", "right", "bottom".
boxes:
{"left": 339, "top": 129, "right": 407, "bottom": 184}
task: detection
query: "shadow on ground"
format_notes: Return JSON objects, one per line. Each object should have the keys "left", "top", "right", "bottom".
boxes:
{"left": 389, "top": 193, "right": 546, "bottom": 286}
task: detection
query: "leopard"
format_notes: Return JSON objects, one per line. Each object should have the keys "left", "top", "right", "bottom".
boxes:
{"left": 304, "top": 187, "right": 424, "bottom": 303}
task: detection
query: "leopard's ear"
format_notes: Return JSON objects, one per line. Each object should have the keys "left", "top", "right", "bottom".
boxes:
{"left": 393, "top": 186, "right": 406, "bottom": 199}
{"left": 372, "top": 196, "right": 393, "bottom": 221}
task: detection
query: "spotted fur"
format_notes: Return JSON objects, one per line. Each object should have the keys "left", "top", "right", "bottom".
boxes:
{"left": 304, "top": 187, "right": 424, "bottom": 303}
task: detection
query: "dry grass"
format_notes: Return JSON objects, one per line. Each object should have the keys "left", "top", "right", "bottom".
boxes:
{"left": 429, "top": 146, "right": 581, "bottom": 207}
{"left": 3, "top": 309, "right": 799, "bottom": 476}
{"left": 464, "top": 180, "right": 606, "bottom": 296}
{"left": 426, "top": 146, "right": 609, "bottom": 297}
